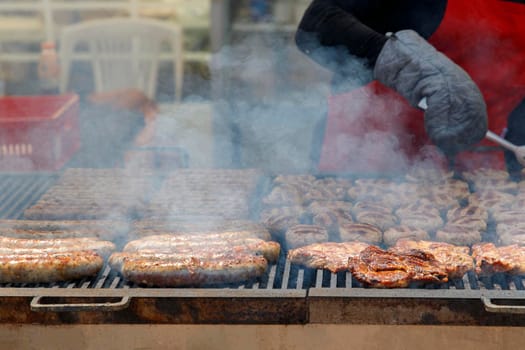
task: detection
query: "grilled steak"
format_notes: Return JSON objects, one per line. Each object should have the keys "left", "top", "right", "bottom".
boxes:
{"left": 349, "top": 246, "right": 448, "bottom": 288}
{"left": 287, "top": 242, "right": 370, "bottom": 273}
{"left": 391, "top": 240, "right": 473, "bottom": 279}
{"left": 109, "top": 252, "right": 268, "bottom": 287}
{"left": 472, "top": 243, "right": 525, "bottom": 275}
{"left": 0, "top": 251, "right": 104, "bottom": 283}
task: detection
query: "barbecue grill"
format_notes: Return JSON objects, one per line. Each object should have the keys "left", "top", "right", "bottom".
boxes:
{"left": 1, "top": 174, "right": 525, "bottom": 329}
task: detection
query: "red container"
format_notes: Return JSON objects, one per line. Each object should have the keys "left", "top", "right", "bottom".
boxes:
{"left": 0, "top": 94, "right": 80, "bottom": 172}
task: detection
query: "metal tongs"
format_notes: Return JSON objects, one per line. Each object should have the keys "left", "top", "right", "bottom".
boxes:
{"left": 418, "top": 98, "right": 525, "bottom": 166}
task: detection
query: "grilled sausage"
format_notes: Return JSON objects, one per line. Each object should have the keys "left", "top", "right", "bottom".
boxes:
{"left": 110, "top": 252, "right": 268, "bottom": 287}
{"left": 0, "top": 251, "right": 104, "bottom": 283}
{"left": 123, "top": 238, "right": 280, "bottom": 262}
{"left": 0, "top": 236, "right": 116, "bottom": 257}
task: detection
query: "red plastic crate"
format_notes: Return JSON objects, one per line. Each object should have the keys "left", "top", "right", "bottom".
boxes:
{"left": 0, "top": 94, "right": 80, "bottom": 172}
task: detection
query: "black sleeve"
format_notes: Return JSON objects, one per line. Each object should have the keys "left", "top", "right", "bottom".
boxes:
{"left": 504, "top": 97, "right": 525, "bottom": 174}
{"left": 295, "top": 0, "right": 387, "bottom": 72}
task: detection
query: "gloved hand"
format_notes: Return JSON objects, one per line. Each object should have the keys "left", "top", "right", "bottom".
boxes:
{"left": 373, "top": 30, "right": 488, "bottom": 155}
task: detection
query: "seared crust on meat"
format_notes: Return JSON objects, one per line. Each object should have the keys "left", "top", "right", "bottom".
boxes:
{"left": 348, "top": 246, "right": 448, "bottom": 288}
{"left": 471, "top": 243, "right": 525, "bottom": 275}
{"left": 392, "top": 240, "right": 473, "bottom": 279}
{"left": 287, "top": 242, "right": 370, "bottom": 273}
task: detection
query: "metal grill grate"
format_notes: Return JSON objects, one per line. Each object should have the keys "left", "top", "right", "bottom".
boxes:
{"left": 0, "top": 174, "right": 56, "bottom": 219}
{"left": 0, "top": 174, "right": 525, "bottom": 298}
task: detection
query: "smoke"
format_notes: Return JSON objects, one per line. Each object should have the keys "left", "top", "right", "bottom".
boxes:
{"left": 207, "top": 32, "right": 420, "bottom": 175}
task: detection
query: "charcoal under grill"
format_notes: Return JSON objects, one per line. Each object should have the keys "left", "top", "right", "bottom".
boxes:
{"left": 1, "top": 174, "right": 525, "bottom": 326}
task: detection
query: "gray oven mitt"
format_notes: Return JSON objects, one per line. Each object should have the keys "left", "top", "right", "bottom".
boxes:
{"left": 373, "top": 30, "right": 488, "bottom": 155}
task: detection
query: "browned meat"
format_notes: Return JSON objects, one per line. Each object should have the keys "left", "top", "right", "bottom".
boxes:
{"left": 0, "top": 251, "right": 104, "bottom": 283}
{"left": 262, "top": 185, "right": 304, "bottom": 206}
{"left": 349, "top": 246, "right": 448, "bottom": 288}
{"left": 260, "top": 206, "right": 306, "bottom": 236}
{"left": 131, "top": 228, "right": 272, "bottom": 241}
{"left": 435, "top": 225, "right": 482, "bottom": 246}
{"left": 383, "top": 226, "right": 430, "bottom": 247}
{"left": 355, "top": 210, "right": 397, "bottom": 231}
{"left": 447, "top": 205, "right": 489, "bottom": 222}
{"left": 287, "top": 242, "right": 370, "bottom": 273}
{"left": 123, "top": 236, "right": 281, "bottom": 263}
{"left": 0, "top": 227, "right": 123, "bottom": 241}
{"left": 284, "top": 225, "right": 329, "bottom": 249}
{"left": 109, "top": 252, "right": 268, "bottom": 287}
{"left": 446, "top": 216, "right": 487, "bottom": 231}
{"left": 391, "top": 240, "right": 473, "bottom": 279}
{"left": 308, "top": 201, "right": 353, "bottom": 232}
{"left": 0, "top": 236, "right": 115, "bottom": 257}
{"left": 395, "top": 201, "right": 444, "bottom": 232}
{"left": 338, "top": 223, "right": 382, "bottom": 244}
{"left": 472, "top": 243, "right": 525, "bottom": 275}
{"left": 0, "top": 219, "right": 129, "bottom": 234}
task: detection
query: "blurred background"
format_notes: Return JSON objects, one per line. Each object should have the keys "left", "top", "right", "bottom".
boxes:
{"left": 0, "top": 0, "right": 332, "bottom": 173}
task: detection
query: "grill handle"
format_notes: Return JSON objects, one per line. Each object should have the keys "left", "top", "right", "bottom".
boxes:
{"left": 30, "top": 296, "right": 131, "bottom": 312}
{"left": 482, "top": 297, "right": 525, "bottom": 314}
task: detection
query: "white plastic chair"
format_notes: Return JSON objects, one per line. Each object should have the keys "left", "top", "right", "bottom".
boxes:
{"left": 59, "top": 17, "right": 184, "bottom": 101}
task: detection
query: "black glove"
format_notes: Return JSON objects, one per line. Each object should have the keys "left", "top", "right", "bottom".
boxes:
{"left": 373, "top": 30, "right": 488, "bottom": 155}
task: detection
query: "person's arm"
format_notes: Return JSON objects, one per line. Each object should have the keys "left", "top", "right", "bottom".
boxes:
{"left": 295, "top": 0, "right": 387, "bottom": 69}
{"left": 296, "top": 0, "right": 488, "bottom": 155}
